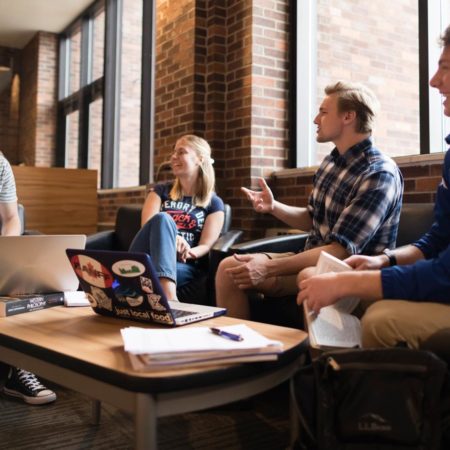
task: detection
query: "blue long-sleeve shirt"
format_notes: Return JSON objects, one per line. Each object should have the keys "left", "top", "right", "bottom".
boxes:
{"left": 381, "top": 134, "right": 450, "bottom": 303}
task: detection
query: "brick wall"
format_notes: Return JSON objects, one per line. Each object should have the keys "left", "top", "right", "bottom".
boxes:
{"left": 15, "top": 32, "right": 58, "bottom": 166}
{"left": 153, "top": 0, "right": 290, "bottom": 237}
{"left": 35, "top": 32, "right": 58, "bottom": 166}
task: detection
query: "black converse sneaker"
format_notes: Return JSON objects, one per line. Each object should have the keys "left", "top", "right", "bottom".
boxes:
{"left": 2, "top": 367, "right": 57, "bottom": 405}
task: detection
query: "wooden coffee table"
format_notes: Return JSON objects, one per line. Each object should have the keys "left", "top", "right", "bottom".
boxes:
{"left": 0, "top": 307, "right": 308, "bottom": 450}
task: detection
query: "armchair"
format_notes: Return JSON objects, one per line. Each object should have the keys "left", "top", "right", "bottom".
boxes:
{"left": 87, "top": 204, "right": 242, "bottom": 305}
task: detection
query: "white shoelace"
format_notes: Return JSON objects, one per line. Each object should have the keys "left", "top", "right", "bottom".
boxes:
{"left": 17, "top": 369, "right": 46, "bottom": 391}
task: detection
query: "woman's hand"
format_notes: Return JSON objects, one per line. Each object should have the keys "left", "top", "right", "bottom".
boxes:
{"left": 176, "top": 235, "right": 191, "bottom": 263}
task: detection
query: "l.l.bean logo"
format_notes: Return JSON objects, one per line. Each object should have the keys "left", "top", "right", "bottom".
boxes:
{"left": 112, "top": 260, "right": 146, "bottom": 278}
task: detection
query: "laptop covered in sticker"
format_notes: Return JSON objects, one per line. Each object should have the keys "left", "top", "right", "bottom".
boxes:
{"left": 65, "top": 248, "right": 226, "bottom": 326}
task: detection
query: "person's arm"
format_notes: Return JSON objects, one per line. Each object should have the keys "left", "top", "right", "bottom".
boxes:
{"left": 0, "top": 201, "right": 21, "bottom": 236}
{"left": 187, "top": 210, "right": 225, "bottom": 260}
{"left": 241, "top": 177, "right": 313, "bottom": 230}
{"left": 297, "top": 270, "right": 383, "bottom": 313}
{"left": 227, "top": 241, "right": 348, "bottom": 289}
{"left": 345, "top": 244, "right": 425, "bottom": 270}
{"left": 140, "top": 191, "right": 162, "bottom": 226}
{"left": 380, "top": 244, "right": 450, "bottom": 303}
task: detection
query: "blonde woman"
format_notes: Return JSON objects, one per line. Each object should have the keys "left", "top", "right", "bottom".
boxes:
{"left": 130, "top": 135, "right": 224, "bottom": 301}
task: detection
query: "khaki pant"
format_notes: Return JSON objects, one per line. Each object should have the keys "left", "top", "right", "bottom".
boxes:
{"left": 360, "top": 299, "right": 450, "bottom": 349}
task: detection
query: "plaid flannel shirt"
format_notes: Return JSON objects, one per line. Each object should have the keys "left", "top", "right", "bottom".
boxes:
{"left": 305, "top": 138, "right": 403, "bottom": 255}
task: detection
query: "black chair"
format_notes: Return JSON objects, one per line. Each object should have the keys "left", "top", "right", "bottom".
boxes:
{"left": 86, "top": 204, "right": 242, "bottom": 305}
{"left": 222, "top": 203, "right": 437, "bottom": 328}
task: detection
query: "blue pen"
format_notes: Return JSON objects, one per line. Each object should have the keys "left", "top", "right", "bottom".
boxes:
{"left": 210, "top": 327, "right": 244, "bottom": 342}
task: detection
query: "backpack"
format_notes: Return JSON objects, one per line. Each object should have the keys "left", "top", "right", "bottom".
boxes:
{"left": 291, "top": 348, "right": 448, "bottom": 450}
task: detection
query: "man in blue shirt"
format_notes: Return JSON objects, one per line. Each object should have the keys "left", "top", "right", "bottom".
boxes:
{"left": 297, "top": 25, "right": 450, "bottom": 349}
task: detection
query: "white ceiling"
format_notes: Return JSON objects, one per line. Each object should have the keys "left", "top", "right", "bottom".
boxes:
{"left": 0, "top": 0, "right": 95, "bottom": 49}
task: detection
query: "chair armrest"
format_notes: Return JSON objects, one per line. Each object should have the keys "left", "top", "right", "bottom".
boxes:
{"left": 208, "top": 230, "right": 244, "bottom": 278}
{"left": 86, "top": 230, "right": 116, "bottom": 250}
{"left": 212, "top": 230, "right": 244, "bottom": 252}
{"left": 230, "top": 233, "right": 309, "bottom": 254}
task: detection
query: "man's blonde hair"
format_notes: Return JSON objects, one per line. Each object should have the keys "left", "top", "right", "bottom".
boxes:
{"left": 169, "top": 134, "right": 216, "bottom": 208}
{"left": 325, "top": 81, "right": 380, "bottom": 134}
{"left": 440, "top": 25, "right": 450, "bottom": 47}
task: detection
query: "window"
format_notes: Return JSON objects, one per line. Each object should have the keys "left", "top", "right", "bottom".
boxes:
{"left": 293, "top": 0, "right": 450, "bottom": 167}
{"left": 57, "top": 0, "right": 155, "bottom": 188}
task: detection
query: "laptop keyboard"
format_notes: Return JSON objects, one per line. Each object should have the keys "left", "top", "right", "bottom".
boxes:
{"left": 171, "top": 308, "right": 196, "bottom": 318}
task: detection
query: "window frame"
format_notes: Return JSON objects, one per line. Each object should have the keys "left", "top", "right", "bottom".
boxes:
{"left": 57, "top": 0, "right": 156, "bottom": 188}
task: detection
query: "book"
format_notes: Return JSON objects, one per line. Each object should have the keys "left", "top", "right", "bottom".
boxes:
{"left": 304, "top": 251, "right": 362, "bottom": 349}
{"left": 121, "top": 324, "right": 283, "bottom": 371}
{"left": 0, "top": 292, "right": 65, "bottom": 317}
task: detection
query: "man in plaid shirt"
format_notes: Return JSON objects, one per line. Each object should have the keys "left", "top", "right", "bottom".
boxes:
{"left": 216, "top": 81, "right": 403, "bottom": 320}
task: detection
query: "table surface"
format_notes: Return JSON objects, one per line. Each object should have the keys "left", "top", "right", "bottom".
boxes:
{"left": 0, "top": 306, "right": 308, "bottom": 393}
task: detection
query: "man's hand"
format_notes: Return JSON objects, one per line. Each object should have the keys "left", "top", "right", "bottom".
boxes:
{"left": 297, "top": 273, "right": 341, "bottom": 313}
{"left": 176, "top": 235, "right": 191, "bottom": 263}
{"left": 345, "top": 254, "right": 387, "bottom": 270}
{"left": 225, "top": 253, "right": 270, "bottom": 289}
{"left": 241, "top": 178, "right": 275, "bottom": 213}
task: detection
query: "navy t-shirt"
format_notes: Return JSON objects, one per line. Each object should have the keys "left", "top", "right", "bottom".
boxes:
{"left": 153, "top": 183, "right": 224, "bottom": 248}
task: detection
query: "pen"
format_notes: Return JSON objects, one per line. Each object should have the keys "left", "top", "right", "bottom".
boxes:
{"left": 210, "top": 327, "right": 244, "bottom": 342}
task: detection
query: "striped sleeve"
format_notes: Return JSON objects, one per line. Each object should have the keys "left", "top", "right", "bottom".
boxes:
{"left": 0, "top": 154, "right": 18, "bottom": 203}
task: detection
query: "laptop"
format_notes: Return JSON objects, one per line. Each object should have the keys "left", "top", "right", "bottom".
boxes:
{"left": 66, "top": 248, "right": 227, "bottom": 326}
{"left": 0, "top": 235, "right": 87, "bottom": 296}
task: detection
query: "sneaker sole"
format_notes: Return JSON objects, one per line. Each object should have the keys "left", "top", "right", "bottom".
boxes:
{"left": 2, "top": 387, "right": 57, "bottom": 405}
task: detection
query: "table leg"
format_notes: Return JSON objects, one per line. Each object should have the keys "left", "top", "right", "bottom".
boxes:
{"left": 135, "top": 393, "right": 157, "bottom": 450}
{"left": 91, "top": 400, "right": 101, "bottom": 425}
{"left": 289, "top": 377, "right": 299, "bottom": 449}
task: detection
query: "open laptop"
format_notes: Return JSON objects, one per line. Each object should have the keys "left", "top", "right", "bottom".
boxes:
{"left": 0, "top": 235, "right": 86, "bottom": 296}
{"left": 66, "top": 248, "right": 227, "bottom": 326}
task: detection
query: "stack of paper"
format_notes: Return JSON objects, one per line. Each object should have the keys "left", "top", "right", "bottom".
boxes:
{"left": 121, "top": 324, "right": 283, "bottom": 370}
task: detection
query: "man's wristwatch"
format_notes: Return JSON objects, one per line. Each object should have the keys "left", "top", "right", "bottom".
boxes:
{"left": 383, "top": 248, "right": 397, "bottom": 266}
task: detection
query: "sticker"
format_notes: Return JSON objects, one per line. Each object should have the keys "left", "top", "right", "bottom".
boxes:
{"left": 114, "top": 284, "right": 143, "bottom": 306}
{"left": 87, "top": 293, "right": 97, "bottom": 307}
{"left": 71, "top": 255, "right": 114, "bottom": 288}
{"left": 150, "top": 311, "right": 174, "bottom": 325}
{"left": 140, "top": 276, "right": 153, "bottom": 293}
{"left": 90, "top": 286, "right": 113, "bottom": 311}
{"left": 126, "top": 296, "right": 144, "bottom": 307}
{"left": 147, "top": 293, "right": 166, "bottom": 311}
{"left": 112, "top": 260, "right": 146, "bottom": 278}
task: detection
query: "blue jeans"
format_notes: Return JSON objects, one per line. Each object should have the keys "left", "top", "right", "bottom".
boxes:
{"left": 129, "top": 213, "right": 201, "bottom": 287}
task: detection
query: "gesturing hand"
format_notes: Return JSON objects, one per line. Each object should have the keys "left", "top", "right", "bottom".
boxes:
{"left": 176, "top": 235, "right": 191, "bottom": 263}
{"left": 225, "top": 253, "right": 270, "bottom": 289}
{"left": 241, "top": 178, "right": 275, "bottom": 213}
